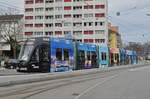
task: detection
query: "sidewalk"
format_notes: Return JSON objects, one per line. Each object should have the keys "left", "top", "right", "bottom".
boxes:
{"left": 0, "top": 63, "right": 149, "bottom": 87}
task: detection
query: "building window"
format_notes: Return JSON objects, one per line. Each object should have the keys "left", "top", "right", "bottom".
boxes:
{"left": 35, "top": 8, "right": 44, "bottom": 12}
{"left": 64, "top": 14, "right": 71, "bottom": 18}
{"left": 25, "top": 32, "right": 33, "bottom": 36}
{"left": 25, "top": 8, "right": 33, "bottom": 12}
{"left": 25, "top": 0, "right": 33, "bottom": 4}
{"left": 55, "top": 0, "right": 62, "bottom": 2}
{"left": 55, "top": 15, "right": 62, "bottom": 19}
{"left": 84, "top": 0, "right": 93, "bottom": 1}
{"left": 55, "top": 31, "right": 62, "bottom": 35}
{"left": 84, "top": 22, "right": 93, "bottom": 26}
{"left": 84, "top": 13, "right": 93, "bottom": 18}
{"left": 35, "top": 16, "right": 43, "bottom": 20}
{"left": 45, "top": 15, "right": 54, "bottom": 19}
{"left": 84, "top": 30, "right": 93, "bottom": 34}
{"left": 25, "top": 16, "right": 33, "bottom": 20}
{"left": 95, "top": 30, "right": 104, "bottom": 34}
{"left": 46, "top": 0, "right": 54, "bottom": 3}
{"left": 64, "top": 6, "right": 71, "bottom": 10}
{"left": 35, "top": 0, "right": 44, "bottom": 3}
{"left": 77, "top": 39, "right": 82, "bottom": 42}
{"left": 73, "top": 0, "right": 82, "bottom": 2}
{"left": 45, "top": 23, "right": 53, "bottom": 27}
{"left": 84, "top": 5, "right": 93, "bottom": 9}
{"left": 25, "top": 24, "right": 33, "bottom": 27}
{"left": 73, "top": 31, "right": 82, "bottom": 35}
{"left": 95, "top": 22, "right": 105, "bottom": 26}
{"left": 55, "top": 7, "right": 63, "bottom": 11}
{"left": 34, "top": 32, "right": 43, "bottom": 35}
{"left": 45, "top": 7, "right": 54, "bottom": 11}
{"left": 95, "top": 13, "right": 105, "bottom": 17}
{"left": 95, "top": 5, "right": 105, "bottom": 9}
{"left": 35, "top": 24, "right": 43, "bottom": 27}
{"left": 64, "top": 22, "right": 71, "bottom": 26}
{"left": 55, "top": 23, "right": 62, "bottom": 27}
{"left": 73, "top": 6, "right": 82, "bottom": 10}
{"left": 45, "top": 31, "right": 53, "bottom": 35}
{"left": 84, "top": 39, "right": 93, "bottom": 43}
{"left": 73, "top": 22, "right": 82, "bottom": 26}
{"left": 64, "top": 31, "right": 71, "bottom": 34}
{"left": 95, "top": 39, "right": 105, "bottom": 43}
{"left": 64, "top": 0, "right": 72, "bottom": 2}
{"left": 73, "top": 14, "right": 82, "bottom": 18}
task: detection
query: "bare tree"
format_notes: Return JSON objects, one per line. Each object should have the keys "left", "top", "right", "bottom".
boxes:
{"left": 124, "top": 42, "right": 148, "bottom": 57}
{"left": 0, "top": 15, "right": 24, "bottom": 59}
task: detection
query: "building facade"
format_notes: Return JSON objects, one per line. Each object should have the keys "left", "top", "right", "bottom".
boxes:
{"left": 24, "top": 0, "right": 108, "bottom": 45}
{"left": 0, "top": 14, "right": 24, "bottom": 58}
{"left": 108, "top": 23, "right": 122, "bottom": 48}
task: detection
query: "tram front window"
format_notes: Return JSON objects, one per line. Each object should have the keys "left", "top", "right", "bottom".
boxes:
{"left": 19, "top": 45, "right": 34, "bottom": 61}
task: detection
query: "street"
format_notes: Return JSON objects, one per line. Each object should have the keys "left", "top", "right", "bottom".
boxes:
{"left": 0, "top": 64, "right": 150, "bottom": 99}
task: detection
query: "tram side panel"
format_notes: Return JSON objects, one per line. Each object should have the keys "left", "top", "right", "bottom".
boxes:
{"left": 133, "top": 51, "right": 137, "bottom": 64}
{"left": 50, "top": 38, "right": 74, "bottom": 72}
{"left": 98, "top": 45, "right": 109, "bottom": 68}
{"left": 109, "top": 47, "right": 120, "bottom": 66}
{"left": 126, "top": 50, "right": 134, "bottom": 65}
{"left": 120, "top": 49, "right": 126, "bottom": 65}
{"left": 75, "top": 42, "right": 98, "bottom": 70}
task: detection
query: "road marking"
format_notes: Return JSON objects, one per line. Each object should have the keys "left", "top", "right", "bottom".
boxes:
{"left": 74, "top": 74, "right": 118, "bottom": 99}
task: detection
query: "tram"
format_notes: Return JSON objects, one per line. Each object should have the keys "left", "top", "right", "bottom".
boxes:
{"left": 17, "top": 37, "right": 137, "bottom": 72}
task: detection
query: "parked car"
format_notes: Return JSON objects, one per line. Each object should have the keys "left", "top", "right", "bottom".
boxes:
{"left": 5, "top": 59, "right": 18, "bottom": 69}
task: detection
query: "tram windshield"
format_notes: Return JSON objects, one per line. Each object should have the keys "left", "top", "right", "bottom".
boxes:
{"left": 19, "top": 44, "right": 34, "bottom": 61}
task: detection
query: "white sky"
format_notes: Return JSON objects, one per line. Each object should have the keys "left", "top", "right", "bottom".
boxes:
{"left": 1, "top": 0, "right": 150, "bottom": 44}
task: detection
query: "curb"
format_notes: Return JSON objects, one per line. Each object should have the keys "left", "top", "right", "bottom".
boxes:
{"left": 0, "top": 63, "right": 149, "bottom": 87}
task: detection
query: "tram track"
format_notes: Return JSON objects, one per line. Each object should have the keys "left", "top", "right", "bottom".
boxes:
{"left": 0, "top": 63, "right": 150, "bottom": 99}
{"left": 0, "top": 69, "right": 123, "bottom": 99}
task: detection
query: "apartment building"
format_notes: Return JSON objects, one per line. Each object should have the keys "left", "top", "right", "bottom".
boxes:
{"left": 24, "top": 0, "right": 108, "bottom": 45}
{"left": 108, "top": 23, "right": 122, "bottom": 48}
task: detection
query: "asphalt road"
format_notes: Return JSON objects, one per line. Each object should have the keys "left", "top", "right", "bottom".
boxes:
{"left": 0, "top": 64, "right": 150, "bottom": 99}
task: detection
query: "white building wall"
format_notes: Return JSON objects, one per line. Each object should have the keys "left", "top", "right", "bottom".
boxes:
{"left": 24, "top": 0, "right": 108, "bottom": 45}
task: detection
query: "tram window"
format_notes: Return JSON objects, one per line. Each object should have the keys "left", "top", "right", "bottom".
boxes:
{"left": 78, "top": 51, "right": 85, "bottom": 57}
{"left": 102, "top": 52, "right": 106, "bottom": 61}
{"left": 31, "top": 48, "right": 39, "bottom": 62}
{"left": 115, "top": 54, "right": 117, "bottom": 60}
{"left": 105, "top": 53, "right": 107, "bottom": 60}
{"left": 56, "top": 48, "right": 62, "bottom": 60}
{"left": 40, "top": 46, "right": 49, "bottom": 62}
{"left": 64, "top": 49, "right": 69, "bottom": 61}
{"left": 87, "top": 51, "right": 91, "bottom": 60}
{"left": 91, "top": 52, "right": 97, "bottom": 59}
{"left": 111, "top": 54, "right": 113, "bottom": 60}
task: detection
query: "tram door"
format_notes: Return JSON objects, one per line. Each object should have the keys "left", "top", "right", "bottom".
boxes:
{"left": 77, "top": 51, "right": 85, "bottom": 69}
{"left": 91, "top": 51, "right": 97, "bottom": 68}
{"left": 39, "top": 44, "right": 50, "bottom": 72}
